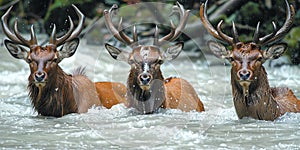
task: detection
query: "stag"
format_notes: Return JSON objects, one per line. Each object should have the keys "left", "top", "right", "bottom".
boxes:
{"left": 103, "top": 3, "right": 204, "bottom": 114}
{"left": 200, "top": 0, "right": 300, "bottom": 121}
{"left": 1, "top": 5, "right": 126, "bottom": 117}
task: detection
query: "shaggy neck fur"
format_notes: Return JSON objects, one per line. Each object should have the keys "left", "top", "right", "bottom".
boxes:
{"left": 127, "top": 69, "right": 165, "bottom": 114}
{"left": 28, "top": 66, "right": 78, "bottom": 117}
{"left": 231, "top": 66, "right": 281, "bottom": 121}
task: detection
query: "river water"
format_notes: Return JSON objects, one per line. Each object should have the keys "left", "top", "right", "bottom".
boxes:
{"left": 0, "top": 1, "right": 300, "bottom": 148}
{"left": 0, "top": 36, "right": 299, "bottom": 149}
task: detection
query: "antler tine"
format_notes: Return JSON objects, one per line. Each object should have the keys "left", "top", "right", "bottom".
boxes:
{"left": 14, "top": 18, "right": 37, "bottom": 46}
{"left": 257, "top": 22, "right": 277, "bottom": 44}
{"left": 216, "top": 20, "right": 234, "bottom": 44}
{"left": 232, "top": 21, "right": 240, "bottom": 43}
{"left": 104, "top": 5, "right": 122, "bottom": 41}
{"left": 157, "top": 20, "right": 176, "bottom": 45}
{"left": 104, "top": 4, "right": 135, "bottom": 46}
{"left": 132, "top": 25, "right": 138, "bottom": 44}
{"left": 49, "top": 24, "right": 57, "bottom": 45}
{"left": 258, "top": 0, "right": 295, "bottom": 46}
{"left": 30, "top": 25, "right": 37, "bottom": 45}
{"left": 125, "top": 24, "right": 138, "bottom": 47}
{"left": 51, "top": 4, "right": 82, "bottom": 47}
{"left": 117, "top": 17, "right": 135, "bottom": 45}
{"left": 1, "top": 6, "right": 31, "bottom": 47}
{"left": 66, "top": 5, "right": 85, "bottom": 40}
{"left": 200, "top": 0, "right": 236, "bottom": 45}
{"left": 157, "top": 2, "right": 189, "bottom": 45}
{"left": 253, "top": 22, "right": 261, "bottom": 43}
{"left": 153, "top": 25, "right": 159, "bottom": 45}
{"left": 254, "top": 21, "right": 277, "bottom": 44}
{"left": 169, "top": 1, "right": 189, "bottom": 41}
{"left": 48, "top": 5, "right": 80, "bottom": 47}
{"left": 55, "top": 16, "right": 74, "bottom": 46}
{"left": 200, "top": 1, "right": 223, "bottom": 41}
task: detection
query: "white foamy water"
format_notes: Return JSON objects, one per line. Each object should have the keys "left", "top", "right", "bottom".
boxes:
{"left": 0, "top": 37, "right": 300, "bottom": 149}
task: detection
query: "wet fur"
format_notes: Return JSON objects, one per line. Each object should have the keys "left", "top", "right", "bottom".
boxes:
{"left": 28, "top": 66, "right": 100, "bottom": 117}
{"left": 127, "top": 67, "right": 165, "bottom": 113}
{"left": 95, "top": 82, "right": 127, "bottom": 109}
{"left": 127, "top": 69, "right": 205, "bottom": 113}
{"left": 232, "top": 66, "right": 300, "bottom": 121}
{"left": 163, "top": 77, "right": 204, "bottom": 112}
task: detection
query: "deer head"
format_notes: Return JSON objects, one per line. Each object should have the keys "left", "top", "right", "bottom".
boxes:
{"left": 104, "top": 2, "right": 189, "bottom": 91}
{"left": 2, "top": 5, "right": 85, "bottom": 88}
{"left": 200, "top": 0, "right": 294, "bottom": 96}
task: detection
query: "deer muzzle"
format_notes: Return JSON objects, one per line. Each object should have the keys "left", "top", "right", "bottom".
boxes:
{"left": 237, "top": 69, "right": 252, "bottom": 81}
{"left": 237, "top": 69, "right": 253, "bottom": 97}
{"left": 33, "top": 71, "right": 47, "bottom": 87}
{"left": 138, "top": 72, "right": 152, "bottom": 90}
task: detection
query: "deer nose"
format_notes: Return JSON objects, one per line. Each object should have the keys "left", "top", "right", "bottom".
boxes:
{"left": 34, "top": 71, "right": 46, "bottom": 82}
{"left": 139, "top": 73, "right": 152, "bottom": 85}
{"left": 238, "top": 70, "right": 251, "bottom": 81}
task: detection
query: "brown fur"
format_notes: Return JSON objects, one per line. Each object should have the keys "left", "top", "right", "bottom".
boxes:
{"left": 125, "top": 60, "right": 204, "bottom": 113}
{"left": 122, "top": 46, "right": 204, "bottom": 114}
{"left": 163, "top": 77, "right": 205, "bottom": 112}
{"left": 272, "top": 87, "right": 300, "bottom": 114}
{"left": 95, "top": 82, "right": 127, "bottom": 108}
{"left": 126, "top": 64, "right": 166, "bottom": 113}
{"left": 207, "top": 41, "right": 300, "bottom": 120}
{"left": 200, "top": 0, "right": 298, "bottom": 120}
{"left": 2, "top": 5, "right": 104, "bottom": 117}
{"left": 28, "top": 67, "right": 100, "bottom": 117}
{"left": 231, "top": 55, "right": 300, "bottom": 121}
{"left": 104, "top": 2, "right": 201, "bottom": 113}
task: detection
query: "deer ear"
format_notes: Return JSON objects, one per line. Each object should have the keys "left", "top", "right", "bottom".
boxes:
{"left": 163, "top": 42, "right": 183, "bottom": 61}
{"left": 4, "top": 39, "right": 28, "bottom": 60}
{"left": 263, "top": 43, "right": 287, "bottom": 60}
{"left": 207, "top": 41, "right": 230, "bottom": 59}
{"left": 58, "top": 38, "right": 79, "bottom": 60}
{"left": 105, "top": 43, "right": 129, "bottom": 61}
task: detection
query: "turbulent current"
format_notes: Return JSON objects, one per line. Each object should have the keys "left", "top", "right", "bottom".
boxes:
{"left": 0, "top": 38, "right": 299, "bottom": 149}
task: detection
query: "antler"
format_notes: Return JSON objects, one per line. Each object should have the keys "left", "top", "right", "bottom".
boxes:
{"left": 1, "top": 4, "right": 85, "bottom": 48}
{"left": 1, "top": 6, "right": 37, "bottom": 47}
{"left": 200, "top": 0, "right": 295, "bottom": 46}
{"left": 104, "top": 4, "right": 138, "bottom": 47}
{"left": 104, "top": 2, "right": 189, "bottom": 47}
{"left": 49, "top": 4, "right": 85, "bottom": 47}
{"left": 254, "top": 0, "right": 295, "bottom": 46}
{"left": 154, "top": 1, "right": 190, "bottom": 46}
{"left": 200, "top": 0, "right": 238, "bottom": 45}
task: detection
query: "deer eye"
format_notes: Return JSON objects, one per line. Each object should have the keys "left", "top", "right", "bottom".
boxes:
{"left": 257, "top": 56, "right": 263, "bottom": 61}
{"left": 52, "top": 58, "right": 58, "bottom": 62}
{"left": 236, "top": 43, "right": 243, "bottom": 49}
{"left": 157, "top": 59, "right": 164, "bottom": 64}
{"left": 228, "top": 56, "right": 234, "bottom": 62}
{"left": 128, "top": 59, "right": 135, "bottom": 65}
{"left": 128, "top": 59, "right": 139, "bottom": 65}
{"left": 26, "top": 57, "right": 32, "bottom": 63}
{"left": 52, "top": 55, "right": 59, "bottom": 63}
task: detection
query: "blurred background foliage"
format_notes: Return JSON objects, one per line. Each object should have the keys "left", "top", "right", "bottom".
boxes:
{"left": 0, "top": 0, "right": 299, "bottom": 64}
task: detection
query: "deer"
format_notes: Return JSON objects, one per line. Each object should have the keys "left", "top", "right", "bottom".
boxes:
{"left": 103, "top": 3, "right": 205, "bottom": 114}
{"left": 1, "top": 5, "right": 126, "bottom": 117}
{"left": 200, "top": 0, "right": 300, "bottom": 121}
